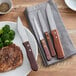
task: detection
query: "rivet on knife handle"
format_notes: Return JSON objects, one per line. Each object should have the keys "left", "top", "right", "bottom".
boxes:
{"left": 45, "top": 32, "right": 56, "bottom": 57}
{"left": 40, "top": 39, "right": 51, "bottom": 61}
{"left": 51, "top": 30, "right": 65, "bottom": 59}
{"left": 23, "top": 41, "right": 38, "bottom": 71}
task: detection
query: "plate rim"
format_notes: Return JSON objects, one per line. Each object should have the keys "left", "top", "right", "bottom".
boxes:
{"left": 64, "top": 0, "right": 76, "bottom": 11}
{"left": 0, "top": 21, "right": 38, "bottom": 76}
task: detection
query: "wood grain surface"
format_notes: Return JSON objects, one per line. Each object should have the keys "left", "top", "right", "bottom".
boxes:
{"left": 0, "top": 0, "right": 76, "bottom": 76}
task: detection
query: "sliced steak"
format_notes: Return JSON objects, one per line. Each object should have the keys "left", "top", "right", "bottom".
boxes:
{"left": 0, "top": 44, "right": 23, "bottom": 72}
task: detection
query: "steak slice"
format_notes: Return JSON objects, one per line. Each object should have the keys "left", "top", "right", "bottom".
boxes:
{"left": 0, "top": 44, "right": 23, "bottom": 72}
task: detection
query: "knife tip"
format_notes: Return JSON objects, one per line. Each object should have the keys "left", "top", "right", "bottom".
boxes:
{"left": 17, "top": 16, "right": 22, "bottom": 25}
{"left": 46, "top": 3, "right": 50, "bottom": 10}
{"left": 17, "top": 16, "right": 20, "bottom": 21}
{"left": 17, "top": 16, "right": 22, "bottom": 28}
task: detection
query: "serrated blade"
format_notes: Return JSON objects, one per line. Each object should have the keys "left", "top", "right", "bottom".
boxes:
{"left": 46, "top": 4, "right": 56, "bottom": 30}
{"left": 17, "top": 17, "right": 28, "bottom": 42}
{"left": 33, "top": 17, "right": 44, "bottom": 40}
{"left": 38, "top": 11, "right": 48, "bottom": 32}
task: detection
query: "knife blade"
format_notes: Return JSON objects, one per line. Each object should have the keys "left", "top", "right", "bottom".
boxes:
{"left": 38, "top": 11, "right": 56, "bottom": 57}
{"left": 17, "top": 17, "right": 38, "bottom": 71}
{"left": 33, "top": 17, "right": 51, "bottom": 61}
{"left": 46, "top": 4, "right": 65, "bottom": 59}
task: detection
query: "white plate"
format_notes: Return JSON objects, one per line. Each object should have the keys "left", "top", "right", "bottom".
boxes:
{"left": 0, "top": 21, "right": 38, "bottom": 76}
{"left": 65, "top": 0, "right": 76, "bottom": 11}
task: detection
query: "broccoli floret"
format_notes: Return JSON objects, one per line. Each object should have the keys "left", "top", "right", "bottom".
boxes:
{"left": 9, "top": 30, "right": 15, "bottom": 36}
{"left": 0, "top": 38, "right": 2, "bottom": 43}
{"left": 0, "top": 29, "right": 3, "bottom": 35}
{"left": 4, "top": 40, "right": 12, "bottom": 46}
{"left": 0, "top": 38, "right": 3, "bottom": 48}
{"left": 2, "top": 25, "right": 10, "bottom": 33}
{"left": 9, "top": 30, "right": 15, "bottom": 40}
{"left": 0, "top": 42, "right": 3, "bottom": 48}
{"left": 9, "top": 36, "right": 15, "bottom": 40}
{"left": 1, "top": 33, "right": 10, "bottom": 41}
{"left": 0, "top": 25, "right": 15, "bottom": 48}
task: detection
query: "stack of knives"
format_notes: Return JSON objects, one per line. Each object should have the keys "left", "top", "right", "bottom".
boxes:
{"left": 33, "top": 4, "right": 65, "bottom": 61}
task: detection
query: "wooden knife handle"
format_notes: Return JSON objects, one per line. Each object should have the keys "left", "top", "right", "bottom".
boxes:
{"left": 51, "top": 30, "right": 65, "bottom": 59}
{"left": 45, "top": 32, "right": 56, "bottom": 57}
{"left": 40, "top": 39, "right": 51, "bottom": 61}
{"left": 23, "top": 41, "right": 38, "bottom": 71}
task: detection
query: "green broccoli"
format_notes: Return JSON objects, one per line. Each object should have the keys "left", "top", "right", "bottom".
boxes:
{"left": 9, "top": 30, "right": 15, "bottom": 40}
{"left": 0, "top": 38, "right": 3, "bottom": 48}
{"left": 1, "top": 33, "right": 10, "bottom": 42}
{"left": 2, "top": 25, "right": 10, "bottom": 33}
{"left": 0, "top": 42, "right": 3, "bottom": 48}
{"left": 9, "top": 30, "right": 15, "bottom": 35}
{"left": 0, "top": 38, "right": 2, "bottom": 43}
{"left": 0, "top": 29, "right": 3, "bottom": 35}
{"left": 0, "top": 25, "right": 15, "bottom": 48}
{"left": 4, "top": 40, "right": 12, "bottom": 46}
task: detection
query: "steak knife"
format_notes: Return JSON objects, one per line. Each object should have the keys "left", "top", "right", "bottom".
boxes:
{"left": 33, "top": 17, "right": 51, "bottom": 61}
{"left": 46, "top": 4, "right": 65, "bottom": 59}
{"left": 38, "top": 11, "right": 56, "bottom": 57}
{"left": 17, "top": 17, "right": 38, "bottom": 71}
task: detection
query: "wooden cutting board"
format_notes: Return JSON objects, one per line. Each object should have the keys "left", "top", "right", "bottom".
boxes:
{"left": 0, "top": 0, "right": 76, "bottom": 76}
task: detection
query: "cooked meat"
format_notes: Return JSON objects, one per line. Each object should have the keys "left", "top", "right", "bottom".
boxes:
{"left": 0, "top": 44, "right": 23, "bottom": 72}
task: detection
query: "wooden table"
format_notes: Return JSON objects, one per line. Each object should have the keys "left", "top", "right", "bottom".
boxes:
{"left": 0, "top": 0, "right": 76, "bottom": 76}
